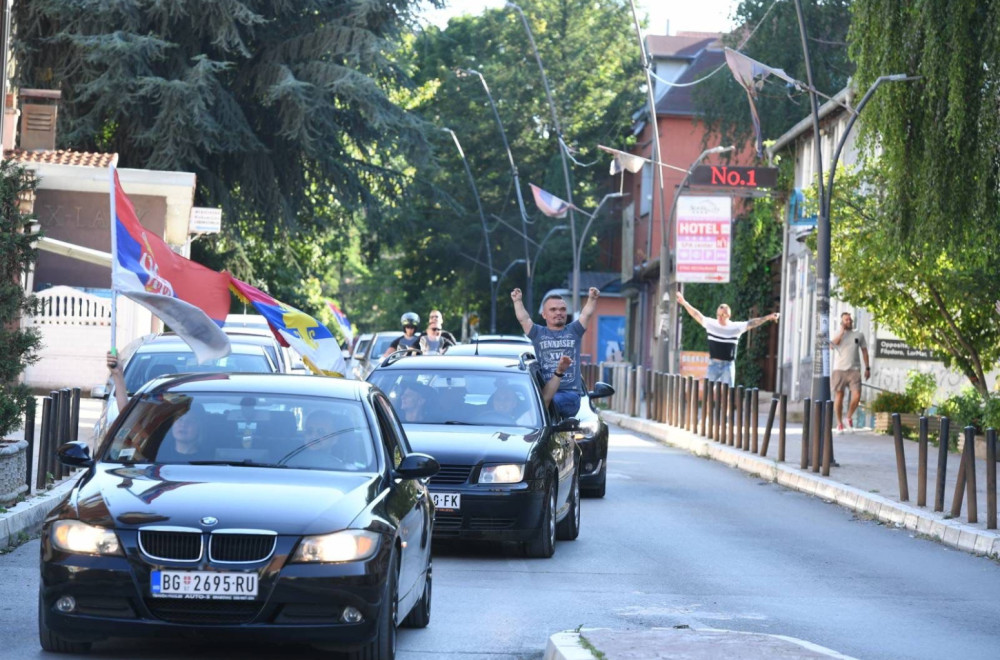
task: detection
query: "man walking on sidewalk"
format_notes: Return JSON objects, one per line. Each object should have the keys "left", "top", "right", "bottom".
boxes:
{"left": 675, "top": 291, "right": 778, "bottom": 386}
{"left": 831, "top": 312, "right": 870, "bottom": 432}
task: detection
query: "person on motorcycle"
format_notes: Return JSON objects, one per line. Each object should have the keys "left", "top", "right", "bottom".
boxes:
{"left": 383, "top": 312, "right": 422, "bottom": 357}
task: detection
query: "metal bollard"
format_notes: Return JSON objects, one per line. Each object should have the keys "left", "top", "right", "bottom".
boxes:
{"left": 24, "top": 397, "right": 36, "bottom": 491}
{"left": 59, "top": 388, "right": 72, "bottom": 479}
{"left": 71, "top": 387, "right": 81, "bottom": 442}
{"left": 705, "top": 381, "right": 714, "bottom": 440}
{"left": 728, "top": 386, "right": 737, "bottom": 446}
{"left": 822, "top": 400, "right": 834, "bottom": 475}
{"left": 712, "top": 382, "right": 721, "bottom": 441}
{"left": 716, "top": 383, "right": 725, "bottom": 442}
{"left": 964, "top": 426, "right": 978, "bottom": 524}
{"left": 811, "top": 399, "right": 822, "bottom": 472}
{"left": 743, "top": 388, "right": 753, "bottom": 451}
{"left": 934, "top": 417, "right": 950, "bottom": 512}
{"left": 48, "top": 390, "right": 62, "bottom": 482}
{"left": 987, "top": 428, "right": 997, "bottom": 530}
{"left": 801, "top": 398, "right": 812, "bottom": 470}
{"left": 950, "top": 426, "right": 973, "bottom": 518}
{"left": 690, "top": 377, "right": 699, "bottom": 433}
{"left": 679, "top": 377, "right": 687, "bottom": 429}
{"left": 892, "top": 413, "right": 909, "bottom": 501}
{"left": 720, "top": 384, "right": 729, "bottom": 445}
{"left": 37, "top": 397, "right": 52, "bottom": 490}
{"left": 674, "top": 374, "right": 681, "bottom": 426}
{"left": 761, "top": 396, "right": 778, "bottom": 457}
{"left": 778, "top": 394, "right": 787, "bottom": 462}
{"left": 750, "top": 388, "right": 759, "bottom": 454}
{"left": 917, "top": 417, "right": 928, "bottom": 507}
{"left": 735, "top": 386, "right": 744, "bottom": 449}
{"left": 700, "top": 378, "right": 709, "bottom": 437}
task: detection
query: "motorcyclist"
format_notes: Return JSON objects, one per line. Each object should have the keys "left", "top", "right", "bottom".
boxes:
{"left": 383, "top": 312, "right": 422, "bottom": 357}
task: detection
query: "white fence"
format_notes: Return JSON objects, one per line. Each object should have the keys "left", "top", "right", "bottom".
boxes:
{"left": 22, "top": 286, "right": 152, "bottom": 391}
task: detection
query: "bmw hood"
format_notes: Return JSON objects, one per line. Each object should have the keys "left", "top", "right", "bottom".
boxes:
{"left": 402, "top": 424, "right": 542, "bottom": 465}
{"left": 69, "top": 464, "right": 380, "bottom": 536}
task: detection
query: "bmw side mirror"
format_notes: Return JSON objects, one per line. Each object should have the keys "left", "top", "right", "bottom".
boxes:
{"left": 57, "top": 441, "right": 94, "bottom": 468}
{"left": 588, "top": 382, "right": 615, "bottom": 400}
{"left": 554, "top": 418, "right": 580, "bottom": 432}
{"left": 396, "top": 453, "right": 440, "bottom": 480}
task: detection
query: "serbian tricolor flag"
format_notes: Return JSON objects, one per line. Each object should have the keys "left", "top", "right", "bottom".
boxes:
{"left": 529, "top": 183, "right": 574, "bottom": 218}
{"left": 327, "top": 301, "right": 354, "bottom": 343}
{"left": 229, "top": 277, "right": 347, "bottom": 377}
{"left": 111, "top": 169, "right": 231, "bottom": 362}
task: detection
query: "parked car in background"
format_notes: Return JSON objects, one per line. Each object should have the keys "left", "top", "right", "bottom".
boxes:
{"left": 348, "top": 331, "right": 403, "bottom": 380}
{"left": 90, "top": 334, "right": 279, "bottom": 445}
{"left": 368, "top": 353, "right": 581, "bottom": 557}
{"left": 467, "top": 334, "right": 531, "bottom": 344}
{"left": 42, "top": 373, "right": 438, "bottom": 657}
{"left": 440, "top": 342, "right": 613, "bottom": 498}
{"left": 224, "top": 313, "right": 307, "bottom": 374}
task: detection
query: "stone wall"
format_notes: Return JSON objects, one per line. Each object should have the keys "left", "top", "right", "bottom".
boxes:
{"left": 0, "top": 441, "right": 29, "bottom": 506}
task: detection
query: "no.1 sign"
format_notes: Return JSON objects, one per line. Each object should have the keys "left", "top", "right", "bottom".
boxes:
{"left": 675, "top": 196, "right": 732, "bottom": 283}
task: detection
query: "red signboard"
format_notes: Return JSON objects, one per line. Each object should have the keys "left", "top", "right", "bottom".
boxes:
{"left": 690, "top": 165, "right": 778, "bottom": 188}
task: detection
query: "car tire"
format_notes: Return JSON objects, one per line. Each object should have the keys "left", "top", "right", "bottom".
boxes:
{"left": 582, "top": 462, "right": 607, "bottom": 498}
{"left": 38, "top": 591, "right": 92, "bottom": 654}
{"left": 401, "top": 557, "right": 432, "bottom": 628}
{"left": 556, "top": 469, "right": 581, "bottom": 541}
{"left": 348, "top": 554, "right": 398, "bottom": 660}
{"left": 523, "top": 480, "right": 557, "bottom": 558}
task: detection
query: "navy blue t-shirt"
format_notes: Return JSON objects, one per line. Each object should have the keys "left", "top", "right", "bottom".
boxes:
{"left": 528, "top": 321, "right": 585, "bottom": 391}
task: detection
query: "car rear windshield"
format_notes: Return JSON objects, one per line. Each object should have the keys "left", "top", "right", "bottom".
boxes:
{"left": 124, "top": 351, "right": 273, "bottom": 392}
{"left": 104, "top": 392, "right": 377, "bottom": 471}
{"left": 368, "top": 369, "right": 541, "bottom": 428}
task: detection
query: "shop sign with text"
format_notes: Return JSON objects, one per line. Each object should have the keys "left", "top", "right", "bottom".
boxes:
{"left": 675, "top": 196, "right": 732, "bottom": 283}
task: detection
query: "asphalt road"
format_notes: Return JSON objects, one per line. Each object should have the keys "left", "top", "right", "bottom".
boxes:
{"left": 2, "top": 423, "right": 999, "bottom": 659}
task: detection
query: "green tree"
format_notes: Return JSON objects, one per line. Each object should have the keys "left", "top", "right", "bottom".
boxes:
{"left": 823, "top": 166, "right": 1000, "bottom": 400}
{"left": 839, "top": 0, "right": 1000, "bottom": 400}
{"left": 0, "top": 161, "right": 41, "bottom": 439}
{"left": 379, "top": 0, "right": 643, "bottom": 331}
{"left": 692, "top": 0, "right": 854, "bottom": 155}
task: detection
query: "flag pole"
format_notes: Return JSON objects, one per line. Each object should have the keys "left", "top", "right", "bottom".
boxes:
{"left": 108, "top": 159, "right": 119, "bottom": 354}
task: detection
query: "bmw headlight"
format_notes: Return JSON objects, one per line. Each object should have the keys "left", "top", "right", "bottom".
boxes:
{"left": 291, "top": 530, "right": 380, "bottom": 563}
{"left": 51, "top": 520, "right": 123, "bottom": 556}
{"left": 478, "top": 463, "right": 525, "bottom": 484}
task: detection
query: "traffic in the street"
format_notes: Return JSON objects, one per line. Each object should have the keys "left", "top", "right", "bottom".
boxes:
{"left": 5, "top": 422, "right": 1000, "bottom": 659}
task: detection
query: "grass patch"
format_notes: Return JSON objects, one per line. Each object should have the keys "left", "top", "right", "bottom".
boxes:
{"left": 577, "top": 633, "right": 607, "bottom": 660}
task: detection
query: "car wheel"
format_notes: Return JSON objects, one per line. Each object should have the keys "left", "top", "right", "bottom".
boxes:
{"left": 523, "top": 480, "right": 557, "bottom": 558}
{"left": 348, "top": 554, "right": 398, "bottom": 660}
{"left": 582, "top": 462, "right": 607, "bottom": 498}
{"left": 38, "top": 591, "right": 92, "bottom": 654}
{"left": 401, "top": 556, "right": 432, "bottom": 628}
{"left": 556, "top": 469, "right": 581, "bottom": 541}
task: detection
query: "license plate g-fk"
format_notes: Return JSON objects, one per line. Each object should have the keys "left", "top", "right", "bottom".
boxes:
{"left": 431, "top": 492, "right": 461, "bottom": 510}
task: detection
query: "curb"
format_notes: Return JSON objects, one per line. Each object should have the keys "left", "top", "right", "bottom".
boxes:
{"left": 545, "top": 627, "right": 859, "bottom": 660}
{"left": 0, "top": 478, "right": 76, "bottom": 549}
{"left": 604, "top": 411, "right": 1000, "bottom": 559}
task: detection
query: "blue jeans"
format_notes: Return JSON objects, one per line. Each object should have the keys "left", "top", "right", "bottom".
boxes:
{"left": 553, "top": 391, "right": 582, "bottom": 418}
{"left": 706, "top": 359, "right": 734, "bottom": 386}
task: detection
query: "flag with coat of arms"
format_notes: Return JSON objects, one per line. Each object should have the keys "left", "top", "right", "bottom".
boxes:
{"left": 229, "top": 277, "right": 348, "bottom": 377}
{"left": 110, "top": 168, "right": 231, "bottom": 363}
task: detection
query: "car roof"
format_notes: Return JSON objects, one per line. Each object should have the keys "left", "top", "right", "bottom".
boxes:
{"left": 372, "top": 353, "right": 533, "bottom": 375}
{"left": 470, "top": 334, "right": 531, "bottom": 343}
{"left": 144, "top": 372, "right": 372, "bottom": 400}
{"left": 445, "top": 342, "right": 535, "bottom": 358}
{"left": 135, "top": 335, "right": 269, "bottom": 355}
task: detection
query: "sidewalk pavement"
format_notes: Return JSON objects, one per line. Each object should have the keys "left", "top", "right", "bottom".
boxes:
{"left": 545, "top": 408, "right": 1000, "bottom": 659}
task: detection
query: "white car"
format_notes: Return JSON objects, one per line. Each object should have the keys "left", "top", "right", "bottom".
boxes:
{"left": 223, "top": 314, "right": 308, "bottom": 374}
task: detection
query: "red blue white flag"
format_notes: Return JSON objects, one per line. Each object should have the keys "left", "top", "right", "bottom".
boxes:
{"left": 327, "top": 301, "right": 354, "bottom": 343}
{"left": 229, "top": 277, "right": 347, "bottom": 377}
{"left": 111, "top": 169, "right": 231, "bottom": 363}
{"left": 529, "top": 183, "right": 573, "bottom": 218}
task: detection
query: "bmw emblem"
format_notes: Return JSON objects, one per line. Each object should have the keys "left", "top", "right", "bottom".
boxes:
{"left": 200, "top": 516, "right": 219, "bottom": 527}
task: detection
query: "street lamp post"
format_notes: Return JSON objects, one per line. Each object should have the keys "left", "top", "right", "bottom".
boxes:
{"left": 458, "top": 68, "right": 534, "bottom": 316}
{"left": 657, "top": 146, "right": 734, "bottom": 373}
{"left": 442, "top": 127, "right": 496, "bottom": 332}
{"left": 504, "top": 2, "right": 581, "bottom": 317}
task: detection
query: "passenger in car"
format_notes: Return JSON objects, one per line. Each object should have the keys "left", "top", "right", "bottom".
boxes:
{"left": 489, "top": 385, "right": 534, "bottom": 426}
{"left": 398, "top": 383, "right": 431, "bottom": 423}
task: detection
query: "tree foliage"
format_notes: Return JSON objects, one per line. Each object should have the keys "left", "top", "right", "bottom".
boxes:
{"left": 691, "top": 0, "right": 854, "bottom": 157}
{"left": 0, "top": 161, "right": 41, "bottom": 439}
{"left": 377, "top": 0, "right": 643, "bottom": 332}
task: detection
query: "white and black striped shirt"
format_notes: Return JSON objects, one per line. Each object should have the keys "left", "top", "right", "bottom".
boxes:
{"left": 703, "top": 319, "right": 749, "bottom": 362}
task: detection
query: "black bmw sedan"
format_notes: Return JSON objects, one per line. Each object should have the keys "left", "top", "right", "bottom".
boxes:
{"left": 368, "top": 354, "right": 581, "bottom": 558}
{"left": 39, "top": 373, "right": 438, "bottom": 659}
